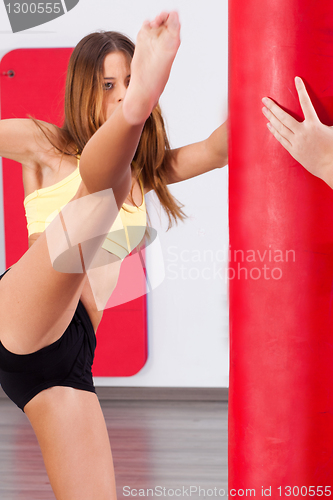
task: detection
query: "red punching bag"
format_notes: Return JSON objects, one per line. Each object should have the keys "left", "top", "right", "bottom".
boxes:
{"left": 229, "top": 0, "right": 333, "bottom": 495}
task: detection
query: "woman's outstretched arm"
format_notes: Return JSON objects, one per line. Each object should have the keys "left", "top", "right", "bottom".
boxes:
{"left": 164, "top": 120, "right": 228, "bottom": 184}
{"left": 0, "top": 118, "right": 54, "bottom": 164}
{"left": 262, "top": 77, "right": 333, "bottom": 188}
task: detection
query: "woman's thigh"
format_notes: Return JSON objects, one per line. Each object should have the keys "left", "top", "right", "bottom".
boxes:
{"left": 0, "top": 235, "right": 87, "bottom": 354}
{"left": 24, "top": 387, "right": 117, "bottom": 500}
{"left": 0, "top": 183, "right": 118, "bottom": 354}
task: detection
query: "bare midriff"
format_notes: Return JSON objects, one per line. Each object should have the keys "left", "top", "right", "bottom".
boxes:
{"left": 28, "top": 233, "right": 42, "bottom": 249}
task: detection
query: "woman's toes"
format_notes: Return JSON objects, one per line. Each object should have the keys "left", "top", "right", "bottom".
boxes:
{"left": 150, "top": 11, "right": 169, "bottom": 28}
{"left": 167, "top": 11, "right": 180, "bottom": 32}
{"left": 142, "top": 19, "right": 151, "bottom": 30}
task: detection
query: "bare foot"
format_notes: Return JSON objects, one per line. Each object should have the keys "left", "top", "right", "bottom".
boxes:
{"left": 123, "top": 11, "right": 181, "bottom": 125}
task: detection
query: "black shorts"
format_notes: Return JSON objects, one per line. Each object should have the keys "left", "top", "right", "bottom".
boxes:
{"left": 0, "top": 269, "right": 97, "bottom": 412}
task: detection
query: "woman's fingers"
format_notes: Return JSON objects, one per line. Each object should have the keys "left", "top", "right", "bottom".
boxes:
{"left": 262, "top": 105, "right": 294, "bottom": 143}
{"left": 294, "top": 77, "right": 319, "bottom": 122}
{"left": 266, "top": 122, "right": 293, "bottom": 152}
{"left": 262, "top": 97, "right": 299, "bottom": 133}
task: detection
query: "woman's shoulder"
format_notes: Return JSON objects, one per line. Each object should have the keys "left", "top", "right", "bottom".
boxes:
{"left": 2, "top": 118, "right": 70, "bottom": 168}
{"left": 0, "top": 118, "right": 60, "bottom": 166}
{"left": 26, "top": 120, "right": 77, "bottom": 172}
{"left": 29, "top": 119, "right": 70, "bottom": 156}
{"left": 19, "top": 120, "right": 77, "bottom": 195}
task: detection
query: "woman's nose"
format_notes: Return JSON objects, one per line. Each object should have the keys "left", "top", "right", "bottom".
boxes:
{"left": 117, "top": 85, "right": 127, "bottom": 102}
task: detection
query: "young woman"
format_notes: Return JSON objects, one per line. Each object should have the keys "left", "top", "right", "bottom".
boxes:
{"left": 0, "top": 11, "right": 228, "bottom": 500}
{"left": 262, "top": 76, "right": 333, "bottom": 188}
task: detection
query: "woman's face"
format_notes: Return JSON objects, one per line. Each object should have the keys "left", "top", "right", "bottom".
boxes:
{"left": 102, "top": 51, "right": 131, "bottom": 121}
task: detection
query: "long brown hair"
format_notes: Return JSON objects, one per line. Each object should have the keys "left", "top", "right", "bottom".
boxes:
{"left": 33, "top": 30, "right": 187, "bottom": 231}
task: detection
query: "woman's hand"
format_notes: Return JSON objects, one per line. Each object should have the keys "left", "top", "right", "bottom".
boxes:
{"left": 262, "top": 77, "right": 333, "bottom": 188}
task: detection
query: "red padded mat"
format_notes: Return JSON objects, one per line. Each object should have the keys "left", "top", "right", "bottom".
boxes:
{"left": 0, "top": 48, "right": 148, "bottom": 377}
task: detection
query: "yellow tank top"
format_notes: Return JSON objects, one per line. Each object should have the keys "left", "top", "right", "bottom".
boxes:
{"left": 24, "top": 159, "right": 147, "bottom": 260}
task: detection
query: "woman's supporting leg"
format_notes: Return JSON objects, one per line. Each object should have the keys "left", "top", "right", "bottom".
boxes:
{"left": 24, "top": 387, "right": 117, "bottom": 500}
{"left": 0, "top": 12, "right": 181, "bottom": 355}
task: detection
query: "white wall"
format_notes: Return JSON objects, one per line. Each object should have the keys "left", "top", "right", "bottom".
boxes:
{"left": 0, "top": 0, "right": 229, "bottom": 388}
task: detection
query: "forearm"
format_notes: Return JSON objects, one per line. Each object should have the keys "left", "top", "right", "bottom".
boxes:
{"left": 205, "top": 120, "right": 228, "bottom": 169}
{"left": 166, "top": 120, "right": 228, "bottom": 184}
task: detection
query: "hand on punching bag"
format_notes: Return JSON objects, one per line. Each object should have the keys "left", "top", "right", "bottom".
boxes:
{"left": 261, "top": 77, "right": 333, "bottom": 188}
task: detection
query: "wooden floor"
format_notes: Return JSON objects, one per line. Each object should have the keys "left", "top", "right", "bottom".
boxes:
{"left": 0, "top": 397, "right": 228, "bottom": 499}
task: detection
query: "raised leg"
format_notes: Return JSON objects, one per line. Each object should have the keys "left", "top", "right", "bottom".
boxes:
{"left": 79, "top": 11, "right": 181, "bottom": 193}
{"left": 0, "top": 12, "right": 181, "bottom": 355}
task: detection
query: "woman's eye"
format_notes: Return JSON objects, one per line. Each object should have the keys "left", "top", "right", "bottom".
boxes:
{"left": 104, "top": 82, "right": 114, "bottom": 90}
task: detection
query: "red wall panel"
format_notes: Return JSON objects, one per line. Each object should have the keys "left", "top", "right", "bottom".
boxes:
{"left": 0, "top": 48, "right": 148, "bottom": 377}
